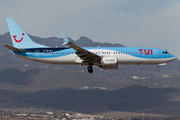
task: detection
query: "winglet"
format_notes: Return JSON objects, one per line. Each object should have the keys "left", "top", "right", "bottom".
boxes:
{"left": 61, "top": 30, "right": 69, "bottom": 46}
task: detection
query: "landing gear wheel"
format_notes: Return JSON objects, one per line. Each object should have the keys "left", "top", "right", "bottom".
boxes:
{"left": 156, "top": 67, "right": 160, "bottom": 71}
{"left": 87, "top": 65, "right": 93, "bottom": 73}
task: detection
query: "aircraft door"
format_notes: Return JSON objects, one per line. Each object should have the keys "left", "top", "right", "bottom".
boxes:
{"left": 154, "top": 50, "right": 158, "bottom": 57}
{"left": 35, "top": 50, "right": 39, "bottom": 58}
{"left": 100, "top": 51, "right": 105, "bottom": 57}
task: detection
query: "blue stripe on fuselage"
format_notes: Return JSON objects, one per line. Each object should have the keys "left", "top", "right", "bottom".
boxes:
{"left": 13, "top": 47, "right": 174, "bottom": 59}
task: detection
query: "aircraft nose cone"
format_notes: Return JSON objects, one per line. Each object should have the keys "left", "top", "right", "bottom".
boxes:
{"left": 169, "top": 54, "right": 176, "bottom": 61}
{"left": 173, "top": 56, "right": 177, "bottom": 60}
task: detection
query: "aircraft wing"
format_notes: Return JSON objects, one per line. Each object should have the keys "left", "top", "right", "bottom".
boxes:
{"left": 61, "top": 31, "right": 101, "bottom": 62}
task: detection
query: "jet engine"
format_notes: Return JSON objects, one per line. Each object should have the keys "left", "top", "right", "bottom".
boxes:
{"left": 100, "top": 57, "right": 118, "bottom": 69}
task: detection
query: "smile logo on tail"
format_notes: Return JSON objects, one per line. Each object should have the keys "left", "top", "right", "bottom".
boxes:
{"left": 12, "top": 33, "right": 24, "bottom": 43}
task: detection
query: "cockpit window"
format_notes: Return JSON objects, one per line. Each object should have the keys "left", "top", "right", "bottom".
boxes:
{"left": 162, "top": 51, "right": 169, "bottom": 54}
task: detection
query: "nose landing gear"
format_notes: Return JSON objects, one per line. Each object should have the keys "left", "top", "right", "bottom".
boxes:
{"left": 156, "top": 63, "right": 166, "bottom": 71}
{"left": 156, "top": 67, "right": 160, "bottom": 71}
{"left": 87, "top": 65, "right": 93, "bottom": 73}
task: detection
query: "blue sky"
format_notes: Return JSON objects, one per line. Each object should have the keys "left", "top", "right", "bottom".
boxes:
{"left": 1, "top": 0, "right": 180, "bottom": 58}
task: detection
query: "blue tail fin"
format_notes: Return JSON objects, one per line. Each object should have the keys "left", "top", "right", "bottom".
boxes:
{"left": 6, "top": 18, "right": 48, "bottom": 49}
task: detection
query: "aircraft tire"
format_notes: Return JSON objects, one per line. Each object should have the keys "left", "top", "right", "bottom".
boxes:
{"left": 156, "top": 68, "right": 160, "bottom": 71}
{"left": 87, "top": 65, "right": 93, "bottom": 73}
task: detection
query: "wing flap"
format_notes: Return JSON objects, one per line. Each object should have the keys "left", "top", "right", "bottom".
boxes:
{"left": 68, "top": 42, "right": 100, "bottom": 59}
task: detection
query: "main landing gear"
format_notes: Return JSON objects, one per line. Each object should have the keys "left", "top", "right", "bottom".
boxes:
{"left": 87, "top": 65, "right": 93, "bottom": 73}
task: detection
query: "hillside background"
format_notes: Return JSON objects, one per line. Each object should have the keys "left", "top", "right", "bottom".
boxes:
{"left": 0, "top": 33, "right": 180, "bottom": 116}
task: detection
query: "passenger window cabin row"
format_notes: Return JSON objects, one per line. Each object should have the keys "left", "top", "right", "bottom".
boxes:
{"left": 44, "top": 51, "right": 141, "bottom": 55}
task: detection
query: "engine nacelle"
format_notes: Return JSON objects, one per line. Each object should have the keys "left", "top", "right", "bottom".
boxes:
{"left": 100, "top": 57, "right": 118, "bottom": 69}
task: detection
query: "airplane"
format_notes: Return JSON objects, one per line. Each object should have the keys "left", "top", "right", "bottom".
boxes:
{"left": 4, "top": 18, "right": 176, "bottom": 73}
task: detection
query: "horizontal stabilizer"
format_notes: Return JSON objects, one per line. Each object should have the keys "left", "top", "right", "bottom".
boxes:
{"left": 4, "top": 44, "right": 25, "bottom": 52}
